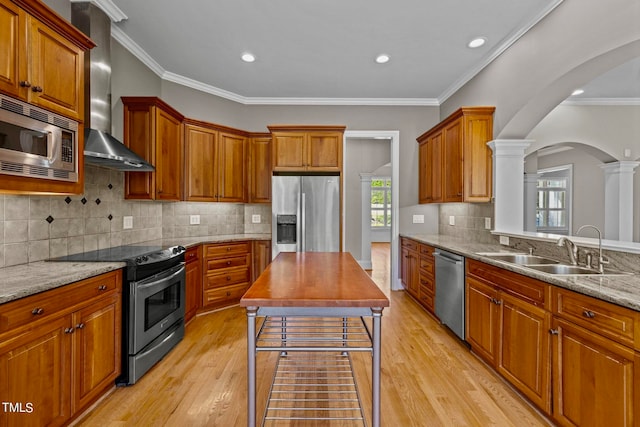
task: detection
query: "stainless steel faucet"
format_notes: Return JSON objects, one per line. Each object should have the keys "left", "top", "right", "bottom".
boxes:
{"left": 575, "top": 224, "right": 609, "bottom": 273}
{"left": 556, "top": 236, "right": 578, "bottom": 265}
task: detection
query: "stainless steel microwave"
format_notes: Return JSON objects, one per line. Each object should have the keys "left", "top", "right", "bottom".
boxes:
{"left": 0, "top": 94, "right": 78, "bottom": 182}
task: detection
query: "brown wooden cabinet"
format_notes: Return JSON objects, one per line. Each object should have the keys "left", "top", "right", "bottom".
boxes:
{"left": 122, "top": 97, "right": 184, "bottom": 201}
{"left": 0, "top": 0, "right": 93, "bottom": 121}
{"left": 417, "top": 107, "right": 494, "bottom": 203}
{"left": 400, "top": 238, "right": 419, "bottom": 299}
{"left": 465, "top": 259, "right": 551, "bottom": 413}
{"left": 551, "top": 288, "right": 639, "bottom": 427}
{"left": 251, "top": 239, "right": 272, "bottom": 282}
{"left": 269, "top": 125, "right": 345, "bottom": 172}
{"left": 184, "top": 119, "right": 247, "bottom": 203}
{"left": 202, "top": 242, "right": 252, "bottom": 310}
{"left": 184, "top": 245, "right": 202, "bottom": 323}
{"left": 418, "top": 244, "right": 436, "bottom": 314}
{"left": 0, "top": 270, "right": 121, "bottom": 426}
{"left": 249, "top": 133, "right": 272, "bottom": 203}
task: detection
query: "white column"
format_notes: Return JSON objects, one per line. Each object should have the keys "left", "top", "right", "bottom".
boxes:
{"left": 487, "top": 140, "right": 533, "bottom": 234}
{"left": 360, "top": 173, "right": 373, "bottom": 269}
{"left": 523, "top": 173, "right": 540, "bottom": 232}
{"left": 600, "top": 161, "right": 639, "bottom": 241}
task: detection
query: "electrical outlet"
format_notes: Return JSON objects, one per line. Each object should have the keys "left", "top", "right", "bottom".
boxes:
{"left": 485, "top": 217, "right": 491, "bottom": 229}
{"left": 190, "top": 215, "right": 200, "bottom": 225}
{"left": 448, "top": 216, "right": 455, "bottom": 226}
{"left": 412, "top": 214, "right": 424, "bottom": 224}
{"left": 252, "top": 214, "right": 261, "bottom": 224}
{"left": 123, "top": 216, "right": 133, "bottom": 229}
{"left": 500, "top": 235, "right": 510, "bottom": 245}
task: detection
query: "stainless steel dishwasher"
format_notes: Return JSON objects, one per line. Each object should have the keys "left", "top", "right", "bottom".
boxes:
{"left": 433, "top": 249, "right": 466, "bottom": 341}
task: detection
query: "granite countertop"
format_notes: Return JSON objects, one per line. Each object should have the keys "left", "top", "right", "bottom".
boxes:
{"left": 0, "top": 234, "right": 271, "bottom": 305}
{"left": 401, "top": 233, "right": 640, "bottom": 312}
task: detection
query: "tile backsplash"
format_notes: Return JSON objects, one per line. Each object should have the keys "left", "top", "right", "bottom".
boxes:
{"left": 0, "top": 165, "right": 271, "bottom": 268}
{"left": 439, "top": 202, "right": 497, "bottom": 244}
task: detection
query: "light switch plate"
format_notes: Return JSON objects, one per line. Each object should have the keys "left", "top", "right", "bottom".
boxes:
{"left": 252, "top": 214, "right": 261, "bottom": 224}
{"left": 485, "top": 217, "right": 491, "bottom": 229}
{"left": 123, "top": 216, "right": 133, "bottom": 229}
{"left": 448, "top": 216, "right": 455, "bottom": 226}
{"left": 500, "top": 235, "right": 510, "bottom": 245}
{"left": 412, "top": 214, "right": 424, "bottom": 224}
{"left": 190, "top": 215, "right": 200, "bottom": 225}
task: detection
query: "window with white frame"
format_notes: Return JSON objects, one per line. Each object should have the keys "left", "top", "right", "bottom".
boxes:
{"left": 536, "top": 165, "right": 572, "bottom": 234}
{"left": 371, "top": 177, "right": 391, "bottom": 229}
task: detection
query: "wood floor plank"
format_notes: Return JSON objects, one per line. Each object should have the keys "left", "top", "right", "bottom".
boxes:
{"left": 76, "top": 244, "right": 551, "bottom": 426}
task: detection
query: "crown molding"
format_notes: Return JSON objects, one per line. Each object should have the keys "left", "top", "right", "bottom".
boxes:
{"left": 561, "top": 98, "right": 640, "bottom": 106}
{"left": 111, "top": 25, "right": 165, "bottom": 77}
{"left": 70, "top": 0, "right": 127, "bottom": 22}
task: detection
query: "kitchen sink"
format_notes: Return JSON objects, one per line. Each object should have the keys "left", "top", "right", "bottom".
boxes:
{"left": 480, "top": 253, "right": 560, "bottom": 265}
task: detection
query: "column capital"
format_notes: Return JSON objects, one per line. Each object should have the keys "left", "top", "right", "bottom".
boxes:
{"left": 488, "top": 139, "right": 533, "bottom": 157}
{"left": 359, "top": 173, "right": 374, "bottom": 182}
{"left": 600, "top": 161, "right": 640, "bottom": 174}
{"left": 524, "top": 172, "right": 540, "bottom": 184}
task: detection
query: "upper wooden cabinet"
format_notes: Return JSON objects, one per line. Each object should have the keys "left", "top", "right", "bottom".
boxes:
{"left": 249, "top": 133, "right": 272, "bottom": 203}
{"left": 184, "top": 119, "right": 247, "bottom": 203}
{"left": 122, "top": 97, "right": 184, "bottom": 201}
{"left": 417, "top": 107, "right": 494, "bottom": 203}
{"left": 269, "top": 125, "right": 345, "bottom": 172}
{"left": 0, "top": 0, "right": 93, "bottom": 121}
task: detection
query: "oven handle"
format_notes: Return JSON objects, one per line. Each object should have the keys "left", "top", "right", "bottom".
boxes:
{"left": 133, "top": 263, "right": 185, "bottom": 290}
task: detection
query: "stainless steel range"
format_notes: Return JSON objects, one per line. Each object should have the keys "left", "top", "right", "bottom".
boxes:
{"left": 52, "top": 244, "right": 186, "bottom": 385}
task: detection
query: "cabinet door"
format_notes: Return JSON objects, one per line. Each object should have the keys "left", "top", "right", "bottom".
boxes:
{"left": 72, "top": 294, "right": 121, "bottom": 413}
{"left": 418, "top": 141, "right": 430, "bottom": 203}
{"left": 249, "top": 136, "right": 272, "bottom": 203}
{"left": 218, "top": 132, "right": 246, "bottom": 202}
{"left": 0, "top": 1, "right": 26, "bottom": 98}
{"left": 155, "top": 107, "right": 183, "bottom": 201}
{"left": 185, "top": 246, "right": 202, "bottom": 323}
{"left": 463, "top": 114, "right": 493, "bottom": 202}
{"left": 429, "top": 132, "right": 443, "bottom": 203}
{"left": 29, "top": 18, "right": 84, "bottom": 120}
{"left": 124, "top": 105, "right": 155, "bottom": 200}
{"left": 252, "top": 240, "right": 272, "bottom": 282}
{"left": 272, "top": 132, "right": 305, "bottom": 170}
{"left": 552, "top": 318, "right": 637, "bottom": 427}
{"left": 497, "top": 292, "right": 551, "bottom": 413}
{"left": 442, "top": 118, "right": 463, "bottom": 202}
{"left": 307, "top": 132, "right": 342, "bottom": 171}
{"left": 184, "top": 124, "right": 217, "bottom": 202}
{"left": 0, "top": 315, "right": 72, "bottom": 427}
{"left": 466, "top": 276, "right": 499, "bottom": 365}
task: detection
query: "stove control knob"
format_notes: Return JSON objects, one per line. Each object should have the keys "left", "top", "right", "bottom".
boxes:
{"left": 142, "top": 255, "right": 149, "bottom": 262}
{"left": 172, "top": 247, "right": 179, "bottom": 254}
{"left": 178, "top": 245, "right": 186, "bottom": 252}
{"left": 135, "top": 257, "right": 142, "bottom": 264}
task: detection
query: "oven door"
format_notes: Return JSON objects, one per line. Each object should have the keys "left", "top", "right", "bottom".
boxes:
{"left": 129, "top": 263, "right": 185, "bottom": 354}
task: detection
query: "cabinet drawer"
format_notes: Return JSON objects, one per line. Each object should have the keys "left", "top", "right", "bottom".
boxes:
{"left": 401, "top": 238, "right": 418, "bottom": 251}
{"left": 419, "top": 244, "right": 434, "bottom": 259}
{"left": 553, "top": 288, "right": 637, "bottom": 348}
{"left": 418, "top": 288, "right": 435, "bottom": 311}
{"left": 205, "top": 254, "right": 250, "bottom": 271}
{"left": 0, "top": 271, "right": 120, "bottom": 335}
{"left": 185, "top": 246, "right": 200, "bottom": 263}
{"left": 203, "top": 283, "right": 248, "bottom": 307}
{"left": 418, "top": 273, "right": 435, "bottom": 294}
{"left": 204, "top": 242, "right": 250, "bottom": 258}
{"left": 467, "top": 259, "right": 548, "bottom": 307}
{"left": 204, "top": 268, "right": 250, "bottom": 289}
{"left": 419, "top": 258, "right": 434, "bottom": 274}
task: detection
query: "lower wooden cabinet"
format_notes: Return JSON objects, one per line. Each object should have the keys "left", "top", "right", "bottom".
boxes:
{"left": 184, "top": 246, "right": 202, "bottom": 323}
{"left": 202, "top": 242, "right": 251, "bottom": 311}
{"left": 0, "top": 270, "right": 121, "bottom": 427}
{"left": 400, "top": 238, "right": 419, "bottom": 299}
{"left": 252, "top": 240, "right": 272, "bottom": 282}
{"left": 418, "top": 244, "right": 436, "bottom": 314}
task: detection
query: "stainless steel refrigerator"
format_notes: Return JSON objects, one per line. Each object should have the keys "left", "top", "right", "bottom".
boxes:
{"left": 272, "top": 175, "right": 340, "bottom": 259}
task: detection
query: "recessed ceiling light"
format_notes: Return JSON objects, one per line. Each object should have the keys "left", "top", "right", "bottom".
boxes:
{"left": 241, "top": 53, "right": 255, "bottom": 63}
{"left": 375, "top": 54, "right": 390, "bottom": 64}
{"left": 571, "top": 89, "right": 584, "bottom": 96}
{"left": 467, "top": 37, "right": 487, "bottom": 48}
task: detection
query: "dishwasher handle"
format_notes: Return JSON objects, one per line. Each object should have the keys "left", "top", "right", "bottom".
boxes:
{"left": 433, "top": 252, "right": 463, "bottom": 265}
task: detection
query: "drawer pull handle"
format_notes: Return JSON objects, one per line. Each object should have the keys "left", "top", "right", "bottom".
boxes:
{"left": 64, "top": 327, "right": 75, "bottom": 334}
{"left": 98, "top": 285, "right": 108, "bottom": 291}
{"left": 227, "top": 247, "right": 232, "bottom": 251}
{"left": 31, "top": 308, "right": 44, "bottom": 315}
{"left": 76, "top": 323, "right": 85, "bottom": 329}
{"left": 549, "top": 329, "right": 559, "bottom": 335}
{"left": 583, "top": 310, "right": 596, "bottom": 318}
{"left": 226, "top": 291, "right": 231, "bottom": 297}
{"left": 226, "top": 276, "right": 231, "bottom": 281}
{"left": 227, "top": 261, "right": 232, "bottom": 265}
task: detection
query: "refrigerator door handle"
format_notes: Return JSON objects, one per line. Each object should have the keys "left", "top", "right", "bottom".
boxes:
{"left": 301, "top": 192, "right": 306, "bottom": 251}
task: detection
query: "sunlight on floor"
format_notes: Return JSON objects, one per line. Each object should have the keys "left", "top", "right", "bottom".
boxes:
{"left": 366, "top": 242, "right": 390, "bottom": 297}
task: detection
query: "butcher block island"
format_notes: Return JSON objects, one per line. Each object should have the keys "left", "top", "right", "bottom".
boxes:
{"left": 241, "top": 252, "right": 390, "bottom": 427}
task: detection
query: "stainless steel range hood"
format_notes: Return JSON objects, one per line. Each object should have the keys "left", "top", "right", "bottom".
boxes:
{"left": 71, "top": 2, "right": 154, "bottom": 172}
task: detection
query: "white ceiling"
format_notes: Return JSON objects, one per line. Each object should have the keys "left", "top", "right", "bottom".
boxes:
{"left": 106, "top": 0, "right": 567, "bottom": 105}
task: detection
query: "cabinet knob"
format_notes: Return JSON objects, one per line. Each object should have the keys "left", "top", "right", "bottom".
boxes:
{"left": 549, "top": 329, "right": 559, "bottom": 335}
{"left": 64, "top": 327, "right": 75, "bottom": 334}
{"left": 97, "top": 285, "right": 108, "bottom": 291}
{"left": 76, "top": 323, "right": 85, "bottom": 329}
{"left": 226, "top": 261, "right": 232, "bottom": 265}
{"left": 226, "top": 291, "right": 231, "bottom": 297}
{"left": 19, "top": 80, "right": 31, "bottom": 88}
{"left": 31, "top": 308, "right": 44, "bottom": 315}
{"left": 226, "top": 276, "right": 231, "bottom": 281}
{"left": 31, "top": 86, "right": 43, "bottom": 93}
{"left": 226, "top": 247, "right": 232, "bottom": 251}
{"left": 582, "top": 310, "right": 596, "bottom": 319}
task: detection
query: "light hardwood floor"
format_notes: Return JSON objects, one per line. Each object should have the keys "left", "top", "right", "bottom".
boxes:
{"left": 77, "top": 244, "right": 551, "bottom": 426}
